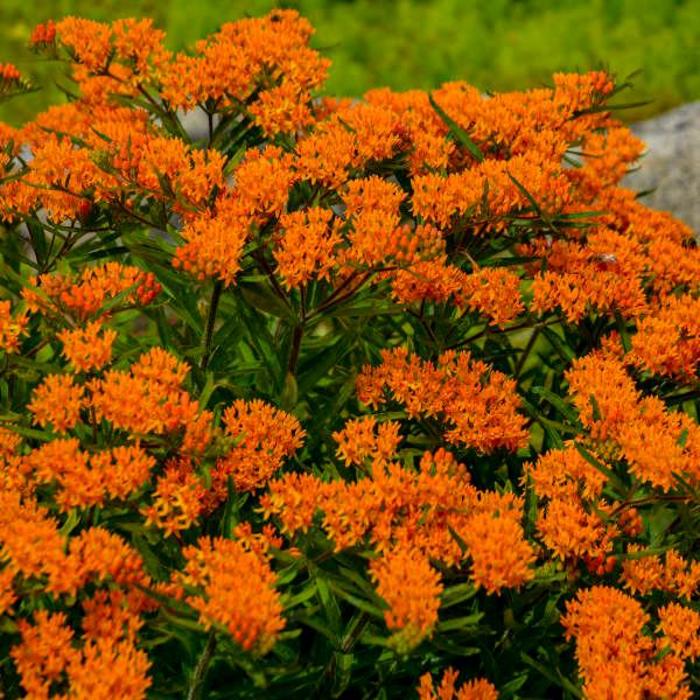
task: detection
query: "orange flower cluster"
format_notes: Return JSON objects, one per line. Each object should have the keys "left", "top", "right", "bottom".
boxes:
{"left": 141, "top": 457, "right": 206, "bottom": 536}
{"left": 562, "top": 586, "right": 693, "bottom": 699}
{"left": 566, "top": 353, "right": 700, "bottom": 490}
{"left": 369, "top": 548, "right": 443, "bottom": 651}
{"left": 180, "top": 536, "right": 285, "bottom": 653}
{"left": 418, "top": 669, "right": 499, "bottom": 700}
{"left": 621, "top": 548, "right": 700, "bottom": 599}
{"left": 332, "top": 416, "right": 402, "bottom": 468}
{"left": 207, "top": 398, "right": 305, "bottom": 502}
{"left": 526, "top": 445, "right": 618, "bottom": 564}
{"left": 58, "top": 321, "right": 117, "bottom": 372}
{"left": 25, "top": 439, "right": 155, "bottom": 511}
{"left": 28, "top": 374, "right": 85, "bottom": 432}
{"left": 263, "top": 444, "right": 535, "bottom": 605}
{"left": 89, "top": 347, "right": 212, "bottom": 452}
{"left": 0, "top": 299, "right": 28, "bottom": 353}
{"left": 357, "top": 347, "right": 528, "bottom": 452}
{"left": 274, "top": 207, "right": 341, "bottom": 288}
{"left": 628, "top": 294, "right": 700, "bottom": 382}
{"left": 23, "top": 262, "right": 161, "bottom": 320}
{"left": 11, "top": 605, "right": 151, "bottom": 700}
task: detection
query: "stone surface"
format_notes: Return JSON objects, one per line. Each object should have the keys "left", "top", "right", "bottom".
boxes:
{"left": 625, "top": 101, "right": 699, "bottom": 235}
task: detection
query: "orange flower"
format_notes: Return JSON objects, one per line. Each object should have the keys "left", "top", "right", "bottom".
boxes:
{"left": 181, "top": 536, "right": 285, "bottom": 653}
{"left": 0, "top": 566, "right": 16, "bottom": 615}
{"left": 369, "top": 548, "right": 443, "bottom": 652}
{"left": 59, "top": 320, "right": 117, "bottom": 372}
{"left": 142, "top": 457, "right": 205, "bottom": 536}
{"left": 562, "top": 586, "right": 692, "bottom": 700}
{"left": 628, "top": 295, "right": 700, "bottom": 382}
{"left": 250, "top": 82, "right": 315, "bottom": 136}
{"left": 50, "top": 527, "right": 149, "bottom": 597}
{"left": 459, "top": 266, "right": 524, "bottom": 327}
{"left": 461, "top": 509, "right": 536, "bottom": 594}
{"left": 332, "top": 416, "right": 402, "bottom": 469}
{"left": 274, "top": 207, "right": 341, "bottom": 288}
{"left": 418, "top": 668, "right": 498, "bottom": 700}
{"left": 0, "top": 300, "right": 28, "bottom": 353}
{"left": 11, "top": 611, "right": 77, "bottom": 699}
{"left": 208, "top": 399, "right": 305, "bottom": 502}
{"left": 357, "top": 348, "right": 528, "bottom": 452}
{"left": 0, "top": 490, "right": 65, "bottom": 581}
{"left": 30, "top": 20, "right": 56, "bottom": 47}
{"left": 658, "top": 603, "right": 700, "bottom": 661}
{"left": 28, "top": 374, "right": 84, "bottom": 432}
{"left": 23, "top": 262, "right": 160, "bottom": 320}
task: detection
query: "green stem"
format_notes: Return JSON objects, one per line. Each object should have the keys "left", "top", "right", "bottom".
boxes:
{"left": 288, "top": 324, "right": 304, "bottom": 376}
{"left": 514, "top": 326, "right": 541, "bottom": 379}
{"left": 200, "top": 281, "right": 223, "bottom": 371}
{"left": 186, "top": 631, "right": 217, "bottom": 700}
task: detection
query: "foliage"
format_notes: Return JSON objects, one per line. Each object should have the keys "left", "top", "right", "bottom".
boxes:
{"left": 1, "top": 10, "right": 700, "bottom": 700}
{"left": 2, "top": 0, "right": 700, "bottom": 125}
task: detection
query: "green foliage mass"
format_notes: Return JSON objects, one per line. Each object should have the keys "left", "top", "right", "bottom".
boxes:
{"left": 1, "top": 0, "right": 699, "bottom": 126}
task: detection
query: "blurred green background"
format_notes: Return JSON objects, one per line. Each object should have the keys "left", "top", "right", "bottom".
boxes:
{"left": 2, "top": 0, "right": 699, "bottom": 126}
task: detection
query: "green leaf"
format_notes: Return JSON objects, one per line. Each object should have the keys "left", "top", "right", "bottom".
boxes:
{"left": 428, "top": 92, "right": 484, "bottom": 162}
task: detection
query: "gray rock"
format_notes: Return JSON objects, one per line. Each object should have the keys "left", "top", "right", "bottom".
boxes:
{"left": 625, "top": 102, "right": 699, "bottom": 235}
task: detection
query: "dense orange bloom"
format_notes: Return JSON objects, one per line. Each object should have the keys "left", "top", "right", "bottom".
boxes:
{"left": 250, "top": 82, "right": 315, "bottom": 136}
{"left": 0, "top": 299, "right": 28, "bottom": 353}
{"left": 51, "top": 526, "right": 149, "bottom": 597}
{"left": 11, "top": 610, "right": 77, "bottom": 699}
{"left": 658, "top": 603, "right": 700, "bottom": 661}
{"left": 418, "top": 668, "right": 499, "bottom": 700}
{"left": 67, "top": 636, "right": 152, "bottom": 700}
{"left": 622, "top": 548, "right": 700, "bottom": 599}
{"left": 459, "top": 266, "right": 524, "bottom": 326}
{"left": 6, "top": 10, "right": 700, "bottom": 697}
{"left": 81, "top": 589, "right": 144, "bottom": 643}
{"left": 55, "top": 18, "right": 112, "bottom": 72}
{"left": 529, "top": 228, "right": 648, "bottom": 322}
{"left": 566, "top": 353, "right": 700, "bottom": 490}
{"left": 461, "top": 509, "right": 536, "bottom": 594}
{"left": 628, "top": 295, "right": 700, "bottom": 382}
{"left": 562, "top": 586, "right": 692, "bottom": 700}
{"left": 357, "top": 347, "right": 528, "bottom": 452}
{"left": 30, "top": 20, "right": 56, "bottom": 47}
{"left": 11, "top": 606, "right": 151, "bottom": 700}
{"left": 142, "top": 456, "right": 205, "bottom": 536}
{"left": 274, "top": 207, "right": 341, "bottom": 288}
{"left": 0, "top": 489, "right": 66, "bottom": 582}
{"left": 59, "top": 321, "right": 117, "bottom": 372}
{"left": 160, "top": 10, "right": 328, "bottom": 110}
{"left": 208, "top": 399, "right": 304, "bottom": 502}
{"left": 391, "top": 258, "right": 469, "bottom": 307}
{"left": 88, "top": 348, "right": 212, "bottom": 453}
{"left": 28, "top": 374, "right": 84, "bottom": 432}
{"left": 173, "top": 199, "right": 248, "bottom": 286}
{"left": 332, "top": 416, "right": 402, "bottom": 469}
{"left": 537, "top": 497, "right": 617, "bottom": 563}
{"left": 0, "top": 566, "right": 16, "bottom": 615}
{"left": 525, "top": 445, "right": 607, "bottom": 501}
{"left": 23, "top": 263, "right": 161, "bottom": 320}
{"left": 181, "top": 536, "right": 285, "bottom": 652}
{"left": 369, "top": 549, "right": 443, "bottom": 652}
{"left": 265, "top": 449, "right": 535, "bottom": 597}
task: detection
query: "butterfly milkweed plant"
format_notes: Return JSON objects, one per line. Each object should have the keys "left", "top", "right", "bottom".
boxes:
{"left": 0, "top": 11, "right": 698, "bottom": 700}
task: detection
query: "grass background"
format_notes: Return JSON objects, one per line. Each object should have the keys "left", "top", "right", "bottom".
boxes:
{"left": 1, "top": 0, "right": 699, "bottom": 126}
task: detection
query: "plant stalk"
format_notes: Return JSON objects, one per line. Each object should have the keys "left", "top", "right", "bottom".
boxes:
{"left": 200, "top": 280, "right": 223, "bottom": 371}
